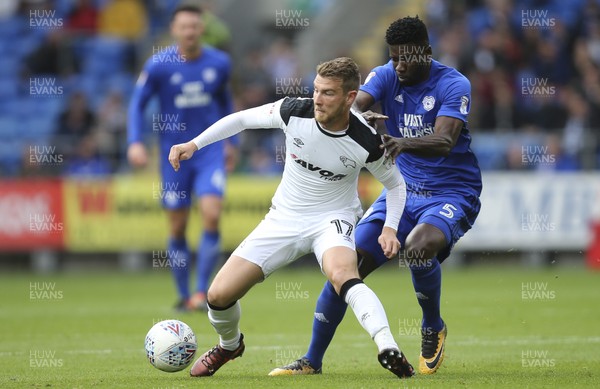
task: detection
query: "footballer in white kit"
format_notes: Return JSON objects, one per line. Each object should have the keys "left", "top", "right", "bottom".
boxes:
{"left": 230, "top": 96, "right": 404, "bottom": 276}
{"left": 168, "top": 57, "right": 415, "bottom": 379}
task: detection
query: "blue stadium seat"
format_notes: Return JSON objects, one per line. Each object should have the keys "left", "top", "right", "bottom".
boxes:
{"left": 0, "top": 115, "right": 21, "bottom": 140}
{"left": 55, "top": 0, "right": 75, "bottom": 18}
{"left": 23, "top": 116, "right": 56, "bottom": 140}
{"left": 106, "top": 73, "right": 135, "bottom": 98}
{"left": 0, "top": 40, "right": 12, "bottom": 57}
{"left": 36, "top": 98, "right": 65, "bottom": 121}
{"left": 471, "top": 134, "right": 511, "bottom": 170}
{"left": 82, "top": 37, "right": 128, "bottom": 78}
{"left": 0, "top": 138, "right": 27, "bottom": 176}
{"left": 0, "top": 16, "right": 25, "bottom": 40}
{"left": 0, "top": 57, "right": 20, "bottom": 78}
{"left": 11, "top": 97, "right": 37, "bottom": 118}
{"left": 13, "top": 32, "right": 45, "bottom": 58}
{"left": 76, "top": 74, "right": 103, "bottom": 100}
{"left": 0, "top": 77, "right": 19, "bottom": 101}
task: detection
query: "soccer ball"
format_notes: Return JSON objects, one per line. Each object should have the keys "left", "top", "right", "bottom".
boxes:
{"left": 144, "top": 319, "right": 197, "bottom": 372}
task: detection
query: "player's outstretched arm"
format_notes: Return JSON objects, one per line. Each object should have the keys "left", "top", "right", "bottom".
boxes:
{"left": 353, "top": 91, "right": 388, "bottom": 126}
{"left": 168, "top": 142, "right": 198, "bottom": 172}
{"left": 168, "top": 100, "right": 286, "bottom": 172}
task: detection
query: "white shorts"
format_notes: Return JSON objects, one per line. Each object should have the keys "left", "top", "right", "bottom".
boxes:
{"left": 232, "top": 208, "right": 360, "bottom": 277}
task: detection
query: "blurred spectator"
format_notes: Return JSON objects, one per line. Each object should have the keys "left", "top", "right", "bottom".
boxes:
{"left": 0, "top": 0, "right": 18, "bottom": 19}
{"left": 98, "top": 0, "right": 147, "bottom": 41}
{"left": 263, "top": 38, "right": 299, "bottom": 82}
{"left": 236, "top": 46, "right": 273, "bottom": 109}
{"left": 561, "top": 88, "right": 587, "bottom": 153}
{"left": 65, "top": 0, "right": 98, "bottom": 35}
{"left": 200, "top": 9, "right": 232, "bottom": 51}
{"left": 96, "top": 0, "right": 148, "bottom": 73}
{"left": 193, "top": 0, "right": 232, "bottom": 50}
{"left": 54, "top": 92, "right": 96, "bottom": 161}
{"left": 64, "top": 134, "right": 111, "bottom": 177}
{"left": 96, "top": 90, "right": 127, "bottom": 170}
{"left": 5, "top": 0, "right": 600, "bottom": 176}
{"left": 536, "top": 134, "right": 581, "bottom": 171}
{"left": 18, "top": 0, "right": 53, "bottom": 15}
{"left": 245, "top": 147, "right": 283, "bottom": 175}
{"left": 24, "top": 30, "right": 75, "bottom": 77}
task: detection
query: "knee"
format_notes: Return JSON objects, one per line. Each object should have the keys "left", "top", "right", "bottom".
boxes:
{"left": 202, "top": 211, "right": 220, "bottom": 232}
{"left": 327, "top": 269, "right": 353, "bottom": 295}
{"left": 207, "top": 284, "right": 231, "bottom": 308}
{"left": 404, "top": 235, "right": 441, "bottom": 260}
{"left": 170, "top": 222, "right": 186, "bottom": 239}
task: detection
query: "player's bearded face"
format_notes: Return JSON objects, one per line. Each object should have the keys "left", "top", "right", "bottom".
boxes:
{"left": 313, "top": 75, "right": 352, "bottom": 128}
{"left": 171, "top": 12, "right": 203, "bottom": 53}
{"left": 389, "top": 44, "right": 431, "bottom": 86}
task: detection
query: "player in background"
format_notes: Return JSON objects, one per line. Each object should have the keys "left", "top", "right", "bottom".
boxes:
{"left": 127, "top": 5, "right": 235, "bottom": 312}
{"left": 168, "top": 57, "right": 415, "bottom": 379}
{"left": 270, "top": 16, "right": 482, "bottom": 376}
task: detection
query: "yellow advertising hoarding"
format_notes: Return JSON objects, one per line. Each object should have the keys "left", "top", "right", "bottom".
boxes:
{"left": 63, "top": 174, "right": 279, "bottom": 252}
{"left": 63, "top": 173, "right": 383, "bottom": 252}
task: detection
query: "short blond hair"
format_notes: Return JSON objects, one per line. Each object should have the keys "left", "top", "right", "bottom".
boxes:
{"left": 316, "top": 57, "right": 360, "bottom": 93}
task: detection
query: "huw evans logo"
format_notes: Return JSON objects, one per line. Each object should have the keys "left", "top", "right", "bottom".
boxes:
{"left": 521, "top": 350, "right": 555, "bottom": 367}
{"left": 275, "top": 10, "right": 309, "bottom": 29}
{"left": 521, "top": 78, "right": 555, "bottom": 97}
{"left": 152, "top": 250, "right": 187, "bottom": 269}
{"left": 521, "top": 213, "right": 556, "bottom": 232}
{"left": 275, "top": 282, "right": 309, "bottom": 300}
{"left": 521, "top": 282, "right": 556, "bottom": 300}
{"left": 30, "top": 78, "right": 63, "bottom": 96}
{"left": 521, "top": 145, "right": 555, "bottom": 165}
{"left": 275, "top": 78, "right": 310, "bottom": 96}
{"left": 29, "top": 10, "right": 63, "bottom": 29}
{"left": 521, "top": 10, "right": 556, "bottom": 29}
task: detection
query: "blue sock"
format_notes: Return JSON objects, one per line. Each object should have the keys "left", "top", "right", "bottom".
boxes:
{"left": 305, "top": 281, "right": 347, "bottom": 369}
{"left": 168, "top": 237, "right": 190, "bottom": 300}
{"left": 410, "top": 258, "right": 443, "bottom": 332}
{"left": 196, "top": 230, "right": 220, "bottom": 294}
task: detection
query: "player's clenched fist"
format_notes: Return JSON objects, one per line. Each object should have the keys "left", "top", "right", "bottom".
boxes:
{"left": 377, "top": 226, "right": 401, "bottom": 259}
{"left": 168, "top": 141, "right": 198, "bottom": 171}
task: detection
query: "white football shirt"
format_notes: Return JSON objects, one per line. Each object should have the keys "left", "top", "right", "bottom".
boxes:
{"left": 190, "top": 97, "right": 406, "bottom": 229}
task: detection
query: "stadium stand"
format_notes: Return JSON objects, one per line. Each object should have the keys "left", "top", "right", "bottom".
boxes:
{"left": 0, "top": 0, "right": 598, "bottom": 176}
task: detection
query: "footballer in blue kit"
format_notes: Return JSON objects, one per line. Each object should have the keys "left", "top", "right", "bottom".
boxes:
{"left": 127, "top": 5, "right": 234, "bottom": 312}
{"left": 269, "top": 16, "right": 482, "bottom": 377}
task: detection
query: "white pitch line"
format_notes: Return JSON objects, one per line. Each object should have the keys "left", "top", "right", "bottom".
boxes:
{"left": 2, "top": 336, "right": 598, "bottom": 357}
{"left": 64, "top": 349, "right": 112, "bottom": 355}
{"left": 337, "top": 335, "right": 600, "bottom": 348}
{"left": 0, "top": 349, "right": 113, "bottom": 357}
{"left": 452, "top": 336, "right": 600, "bottom": 347}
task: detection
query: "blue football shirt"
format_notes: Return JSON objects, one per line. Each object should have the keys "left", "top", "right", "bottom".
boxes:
{"left": 361, "top": 59, "right": 482, "bottom": 197}
{"left": 128, "top": 45, "right": 233, "bottom": 161}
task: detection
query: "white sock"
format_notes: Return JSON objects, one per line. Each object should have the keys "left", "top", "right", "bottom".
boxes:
{"left": 208, "top": 301, "right": 241, "bottom": 351}
{"left": 344, "top": 283, "right": 399, "bottom": 353}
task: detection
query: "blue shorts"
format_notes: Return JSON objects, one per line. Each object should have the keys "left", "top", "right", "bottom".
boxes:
{"left": 159, "top": 151, "right": 225, "bottom": 209}
{"left": 357, "top": 189, "right": 481, "bottom": 266}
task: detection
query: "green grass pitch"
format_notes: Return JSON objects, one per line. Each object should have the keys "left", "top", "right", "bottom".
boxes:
{"left": 1, "top": 263, "right": 599, "bottom": 388}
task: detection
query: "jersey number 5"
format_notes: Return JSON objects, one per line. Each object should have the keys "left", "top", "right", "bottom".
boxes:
{"left": 439, "top": 204, "right": 457, "bottom": 219}
{"left": 331, "top": 219, "right": 354, "bottom": 236}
